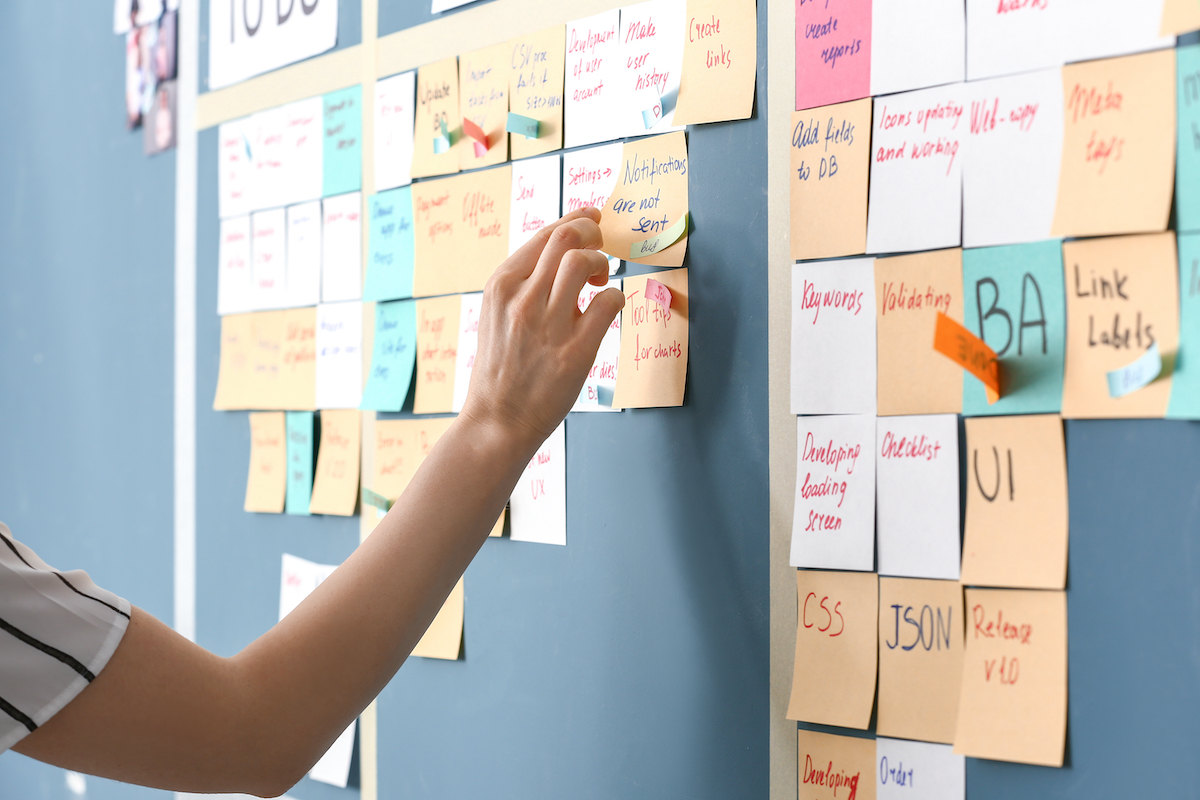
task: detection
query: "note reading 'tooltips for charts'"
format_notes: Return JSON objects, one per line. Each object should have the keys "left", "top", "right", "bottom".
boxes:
{"left": 612, "top": 269, "right": 689, "bottom": 409}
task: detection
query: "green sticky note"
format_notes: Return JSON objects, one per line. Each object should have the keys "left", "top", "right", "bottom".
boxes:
{"left": 285, "top": 411, "right": 314, "bottom": 516}
{"left": 364, "top": 186, "right": 415, "bottom": 301}
{"left": 360, "top": 299, "right": 417, "bottom": 412}
{"left": 323, "top": 86, "right": 362, "bottom": 197}
{"left": 1168, "top": 233, "right": 1200, "bottom": 418}
{"left": 962, "top": 240, "right": 1066, "bottom": 416}
{"left": 1177, "top": 45, "right": 1200, "bottom": 233}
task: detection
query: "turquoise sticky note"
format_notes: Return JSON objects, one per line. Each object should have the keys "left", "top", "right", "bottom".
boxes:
{"left": 1178, "top": 46, "right": 1200, "bottom": 233}
{"left": 962, "top": 240, "right": 1066, "bottom": 416}
{"left": 285, "top": 411, "right": 314, "bottom": 516}
{"left": 360, "top": 299, "right": 418, "bottom": 412}
{"left": 363, "top": 186, "right": 415, "bottom": 301}
{"left": 323, "top": 86, "right": 362, "bottom": 197}
{"left": 1168, "top": 233, "right": 1200, "bottom": 418}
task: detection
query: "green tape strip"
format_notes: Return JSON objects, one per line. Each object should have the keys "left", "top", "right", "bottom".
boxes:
{"left": 505, "top": 112, "right": 539, "bottom": 140}
{"left": 361, "top": 487, "right": 394, "bottom": 512}
{"left": 630, "top": 213, "right": 688, "bottom": 260}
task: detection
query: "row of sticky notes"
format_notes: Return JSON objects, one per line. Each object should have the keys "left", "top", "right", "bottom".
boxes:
{"left": 791, "top": 232, "right": 1200, "bottom": 419}
{"left": 788, "top": 573, "right": 1067, "bottom": 768}
{"left": 799, "top": 732, "right": 964, "bottom": 800}
{"left": 793, "top": 49, "right": 1194, "bottom": 262}
{"left": 796, "top": 0, "right": 1197, "bottom": 111}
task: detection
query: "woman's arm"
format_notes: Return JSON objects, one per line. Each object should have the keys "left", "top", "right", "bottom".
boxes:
{"left": 13, "top": 208, "right": 622, "bottom": 797}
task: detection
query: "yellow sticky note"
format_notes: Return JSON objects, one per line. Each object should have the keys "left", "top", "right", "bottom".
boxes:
{"left": 787, "top": 570, "right": 878, "bottom": 730}
{"left": 797, "top": 729, "right": 876, "bottom": 800}
{"left": 877, "top": 577, "right": 964, "bottom": 745}
{"left": 507, "top": 25, "right": 565, "bottom": 159}
{"left": 673, "top": 0, "right": 757, "bottom": 126}
{"left": 246, "top": 310, "right": 285, "bottom": 410}
{"left": 1061, "top": 232, "right": 1178, "bottom": 418}
{"left": 955, "top": 588, "right": 1068, "bottom": 767}
{"left": 599, "top": 132, "right": 689, "bottom": 267}
{"left": 459, "top": 42, "right": 510, "bottom": 168}
{"left": 279, "top": 306, "right": 317, "bottom": 410}
{"left": 790, "top": 99, "right": 871, "bottom": 261}
{"left": 214, "top": 312, "right": 254, "bottom": 410}
{"left": 308, "top": 409, "right": 361, "bottom": 516}
{"left": 612, "top": 269, "right": 689, "bottom": 409}
{"left": 374, "top": 418, "right": 456, "bottom": 500}
{"left": 411, "top": 577, "right": 464, "bottom": 660}
{"left": 412, "top": 166, "right": 512, "bottom": 297}
{"left": 412, "top": 57, "right": 461, "bottom": 179}
{"left": 962, "top": 415, "right": 1068, "bottom": 589}
{"left": 414, "top": 296, "right": 462, "bottom": 415}
{"left": 1052, "top": 49, "right": 1176, "bottom": 238}
{"left": 244, "top": 412, "right": 286, "bottom": 513}
{"left": 875, "top": 249, "right": 964, "bottom": 416}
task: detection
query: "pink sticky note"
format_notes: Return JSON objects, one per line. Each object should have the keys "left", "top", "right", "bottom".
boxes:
{"left": 645, "top": 278, "right": 672, "bottom": 310}
{"left": 473, "top": 140, "right": 487, "bottom": 158}
{"left": 795, "top": 0, "right": 872, "bottom": 111}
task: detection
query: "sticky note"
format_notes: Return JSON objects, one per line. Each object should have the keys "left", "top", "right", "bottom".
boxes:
{"left": 411, "top": 577, "right": 464, "bottom": 660}
{"left": 866, "top": 85, "right": 966, "bottom": 255}
{"left": 251, "top": 208, "right": 287, "bottom": 310}
{"left": 1168, "top": 232, "right": 1200, "bottom": 418}
{"left": 315, "top": 301, "right": 364, "bottom": 410}
{"left": 791, "top": 258, "right": 876, "bottom": 415}
{"left": 1063, "top": 1, "right": 1172, "bottom": 65}
{"left": 962, "top": 69, "right": 1064, "bottom": 248}
{"left": 964, "top": 0, "right": 1063, "bottom": 81}
{"left": 279, "top": 306, "right": 318, "bottom": 410}
{"left": 933, "top": 313, "right": 1000, "bottom": 402}
{"left": 322, "top": 86, "right": 362, "bottom": 197}
{"left": 1107, "top": 343, "right": 1163, "bottom": 398}
{"left": 564, "top": 10, "right": 623, "bottom": 148}
{"left": 674, "top": 0, "right": 757, "bottom": 124}
{"left": 612, "top": 269, "right": 689, "bottom": 409}
{"left": 644, "top": 278, "right": 672, "bottom": 309}
{"left": 1176, "top": 46, "right": 1200, "bottom": 233}
{"left": 507, "top": 25, "right": 565, "bottom": 158}
{"left": 562, "top": 142, "right": 622, "bottom": 215}
{"left": 245, "top": 310, "right": 285, "bottom": 410}
{"left": 870, "top": 0, "right": 964, "bottom": 97}
{"left": 285, "top": 201, "right": 322, "bottom": 308}
{"left": 364, "top": 186, "right": 415, "bottom": 302}
{"left": 285, "top": 411, "right": 315, "bottom": 515}
{"left": 876, "top": 414, "right": 960, "bottom": 581}
{"left": 961, "top": 241, "right": 1066, "bottom": 416}
{"left": 1052, "top": 50, "right": 1176, "bottom": 239}
{"left": 451, "top": 293, "right": 484, "bottom": 413}
{"left": 877, "top": 578, "right": 964, "bottom": 744}
{"left": 309, "top": 720, "right": 356, "bottom": 788}
{"left": 954, "top": 588, "right": 1068, "bottom": 767}
{"left": 573, "top": 279, "right": 623, "bottom": 412}
{"left": 510, "top": 421, "right": 567, "bottom": 546}
{"left": 360, "top": 299, "right": 417, "bottom": 412}
{"left": 616, "top": 0, "right": 686, "bottom": 137}
{"left": 279, "top": 552, "right": 337, "bottom": 620}
{"left": 787, "top": 570, "right": 878, "bottom": 729}
{"left": 798, "top": 730, "right": 875, "bottom": 800}
{"left": 414, "top": 295, "right": 462, "bottom": 414}
{"left": 411, "top": 57, "right": 461, "bottom": 179}
{"left": 245, "top": 411, "right": 286, "bottom": 513}
{"left": 213, "top": 312, "right": 253, "bottom": 410}
{"left": 790, "top": 415, "right": 875, "bottom": 571}
{"left": 794, "top": 0, "right": 870, "bottom": 112}
{"left": 600, "top": 132, "right": 689, "bottom": 267}
{"left": 218, "top": 215, "right": 253, "bottom": 315}
{"left": 875, "top": 249, "right": 964, "bottom": 416}
{"left": 308, "top": 409, "right": 361, "bottom": 516}
{"left": 249, "top": 107, "right": 289, "bottom": 212}
{"left": 374, "top": 70, "right": 416, "bottom": 192}
{"left": 1162, "top": 0, "right": 1200, "bottom": 36}
{"left": 278, "top": 98, "right": 324, "bottom": 207}
{"left": 218, "top": 118, "right": 254, "bottom": 219}
{"left": 1062, "top": 233, "right": 1178, "bottom": 418}
{"left": 321, "top": 192, "right": 363, "bottom": 302}
{"left": 876, "top": 739, "right": 964, "bottom": 800}
{"left": 458, "top": 42, "right": 510, "bottom": 169}
{"left": 790, "top": 98, "right": 871, "bottom": 261}
{"left": 373, "top": 417, "right": 455, "bottom": 501}
{"left": 508, "top": 154, "right": 562, "bottom": 255}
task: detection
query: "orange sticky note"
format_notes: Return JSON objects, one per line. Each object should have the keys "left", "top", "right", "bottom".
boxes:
{"left": 612, "top": 269, "right": 689, "bottom": 409}
{"left": 790, "top": 99, "right": 871, "bottom": 261}
{"left": 933, "top": 311, "right": 1001, "bottom": 403}
{"left": 797, "top": 729, "right": 876, "bottom": 800}
{"left": 414, "top": 296, "right": 462, "bottom": 414}
{"left": 412, "top": 57, "right": 461, "bottom": 179}
{"left": 599, "top": 132, "right": 689, "bottom": 267}
{"left": 507, "top": 25, "right": 565, "bottom": 159}
{"left": 411, "top": 577, "right": 464, "bottom": 660}
{"left": 308, "top": 409, "right": 361, "bottom": 516}
{"left": 244, "top": 412, "right": 287, "bottom": 513}
{"left": 673, "top": 0, "right": 758, "bottom": 126}
{"left": 458, "top": 42, "right": 509, "bottom": 169}
{"left": 279, "top": 306, "right": 317, "bottom": 410}
{"left": 1161, "top": 0, "right": 1200, "bottom": 35}
{"left": 411, "top": 166, "right": 512, "bottom": 297}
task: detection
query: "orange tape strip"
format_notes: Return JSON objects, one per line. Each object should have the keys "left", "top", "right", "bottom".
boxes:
{"left": 933, "top": 312, "right": 1001, "bottom": 404}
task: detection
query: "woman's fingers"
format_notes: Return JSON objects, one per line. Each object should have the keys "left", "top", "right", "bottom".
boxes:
{"left": 549, "top": 248, "right": 611, "bottom": 314}
{"left": 529, "top": 217, "right": 605, "bottom": 297}
{"left": 496, "top": 207, "right": 601, "bottom": 281}
{"left": 578, "top": 287, "right": 625, "bottom": 351}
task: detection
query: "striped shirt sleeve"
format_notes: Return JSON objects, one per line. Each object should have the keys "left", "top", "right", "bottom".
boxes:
{"left": 0, "top": 521, "right": 131, "bottom": 754}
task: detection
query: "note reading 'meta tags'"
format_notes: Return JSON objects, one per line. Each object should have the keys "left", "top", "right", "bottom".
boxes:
{"left": 876, "top": 414, "right": 960, "bottom": 581}
{"left": 218, "top": 118, "right": 254, "bottom": 219}
{"left": 360, "top": 299, "right": 417, "bottom": 413}
{"left": 794, "top": 0, "right": 870, "bottom": 112}
{"left": 245, "top": 412, "right": 286, "bottom": 513}
{"left": 876, "top": 739, "right": 964, "bottom": 800}
{"left": 1052, "top": 50, "right": 1176, "bottom": 239}
{"left": 866, "top": 84, "right": 966, "bottom": 255}
{"left": 1177, "top": 46, "right": 1200, "bottom": 233}
{"left": 510, "top": 421, "right": 567, "bottom": 546}
{"left": 218, "top": 216, "right": 253, "bottom": 315}
{"left": 251, "top": 208, "right": 287, "bottom": 310}
{"left": 617, "top": 0, "right": 686, "bottom": 137}
{"left": 790, "top": 415, "right": 875, "bottom": 572}
{"left": 965, "top": 0, "right": 1063, "bottom": 81}
{"left": 458, "top": 42, "right": 510, "bottom": 169}
{"left": 322, "top": 86, "right": 362, "bottom": 197}
{"left": 321, "top": 192, "right": 362, "bottom": 302}
{"left": 285, "top": 411, "right": 314, "bottom": 516}
{"left": 508, "top": 25, "right": 566, "bottom": 158}
{"left": 364, "top": 186, "right": 415, "bottom": 302}
{"left": 870, "top": 0, "right": 964, "bottom": 97}
{"left": 564, "top": 10, "right": 623, "bottom": 148}
{"left": 412, "top": 57, "right": 461, "bottom": 179}
{"left": 798, "top": 730, "right": 875, "bottom": 800}
{"left": 375, "top": 71, "right": 416, "bottom": 191}
{"left": 787, "top": 570, "right": 878, "bottom": 729}
{"left": 954, "top": 588, "right": 1068, "bottom": 767}
{"left": 285, "top": 201, "right": 322, "bottom": 308}
{"left": 451, "top": 293, "right": 484, "bottom": 414}
{"left": 509, "top": 155, "right": 562, "bottom": 255}
{"left": 599, "top": 132, "right": 689, "bottom": 267}
{"left": 790, "top": 99, "right": 871, "bottom": 261}
{"left": 573, "top": 279, "right": 622, "bottom": 412}
{"left": 1168, "top": 233, "right": 1200, "bottom": 418}
{"left": 308, "top": 409, "right": 361, "bottom": 516}
{"left": 673, "top": 0, "right": 757, "bottom": 125}
{"left": 562, "top": 143, "right": 622, "bottom": 216}
{"left": 315, "top": 302, "right": 363, "bottom": 410}
{"left": 414, "top": 295, "right": 461, "bottom": 415}
{"left": 1061, "top": 233, "right": 1179, "bottom": 418}
{"left": 612, "top": 269, "right": 689, "bottom": 409}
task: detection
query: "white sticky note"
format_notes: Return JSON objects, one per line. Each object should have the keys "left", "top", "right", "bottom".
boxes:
{"left": 876, "top": 414, "right": 960, "bottom": 580}
{"left": 218, "top": 118, "right": 254, "bottom": 219}
{"left": 309, "top": 720, "right": 356, "bottom": 788}
{"left": 564, "top": 10, "right": 624, "bottom": 148}
{"left": 962, "top": 69, "right": 1063, "bottom": 249}
{"left": 866, "top": 84, "right": 966, "bottom": 255}
{"left": 965, "top": 0, "right": 1065, "bottom": 81}
{"left": 562, "top": 143, "right": 623, "bottom": 217}
{"left": 510, "top": 421, "right": 567, "bottom": 546}
{"left": 250, "top": 106, "right": 289, "bottom": 213}
{"left": 790, "top": 415, "right": 876, "bottom": 571}
{"left": 321, "top": 192, "right": 363, "bottom": 303}
{"left": 1061, "top": 0, "right": 1173, "bottom": 65}
{"left": 573, "top": 279, "right": 622, "bottom": 412}
{"left": 451, "top": 293, "right": 484, "bottom": 414}
{"left": 791, "top": 258, "right": 877, "bottom": 415}
{"left": 280, "top": 97, "right": 324, "bottom": 206}
{"left": 375, "top": 71, "right": 416, "bottom": 192}
{"left": 509, "top": 155, "right": 563, "bottom": 255}
{"left": 616, "top": 0, "right": 687, "bottom": 138}
{"left": 285, "top": 201, "right": 322, "bottom": 308}
{"left": 218, "top": 215, "right": 253, "bottom": 316}
{"left": 870, "top": 0, "right": 965, "bottom": 97}
{"left": 876, "top": 738, "right": 965, "bottom": 800}
{"left": 315, "top": 301, "right": 364, "bottom": 409}
{"left": 251, "top": 208, "right": 287, "bottom": 310}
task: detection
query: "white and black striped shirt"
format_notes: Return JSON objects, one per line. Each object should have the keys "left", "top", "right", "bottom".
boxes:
{"left": 0, "top": 522, "right": 130, "bottom": 753}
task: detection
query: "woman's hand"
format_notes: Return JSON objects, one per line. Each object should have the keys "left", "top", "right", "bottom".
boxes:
{"left": 460, "top": 207, "right": 624, "bottom": 454}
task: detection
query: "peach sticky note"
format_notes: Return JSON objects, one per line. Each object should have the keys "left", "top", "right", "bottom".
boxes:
{"left": 933, "top": 312, "right": 1000, "bottom": 403}
{"left": 674, "top": 0, "right": 757, "bottom": 125}
{"left": 798, "top": 729, "right": 876, "bottom": 800}
{"left": 875, "top": 249, "right": 964, "bottom": 416}
{"left": 414, "top": 295, "right": 462, "bottom": 415}
{"left": 1162, "top": 0, "right": 1200, "bottom": 36}
{"left": 508, "top": 25, "right": 566, "bottom": 158}
{"left": 411, "top": 577, "right": 464, "bottom": 660}
{"left": 1052, "top": 49, "right": 1176, "bottom": 239}
{"left": 245, "top": 412, "right": 287, "bottom": 513}
{"left": 458, "top": 42, "right": 510, "bottom": 169}
{"left": 412, "top": 57, "right": 461, "bottom": 179}
{"left": 787, "top": 569, "right": 878, "bottom": 729}
{"left": 245, "top": 309, "right": 286, "bottom": 411}
{"left": 962, "top": 415, "right": 1068, "bottom": 590}
{"left": 411, "top": 166, "right": 512, "bottom": 297}
{"left": 279, "top": 306, "right": 317, "bottom": 410}
{"left": 308, "top": 409, "right": 361, "bottom": 516}
{"left": 612, "top": 269, "right": 689, "bottom": 409}
{"left": 214, "top": 312, "right": 254, "bottom": 410}
{"left": 1061, "top": 232, "right": 1179, "bottom": 418}
{"left": 599, "top": 132, "right": 689, "bottom": 267}
{"left": 373, "top": 417, "right": 456, "bottom": 503}
{"left": 954, "top": 588, "right": 1068, "bottom": 767}
{"left": 877, "top": 577, "right": 964, "bottom": 745}
{"left": 791, "top": 98, "right": 871, "bottom": 261}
